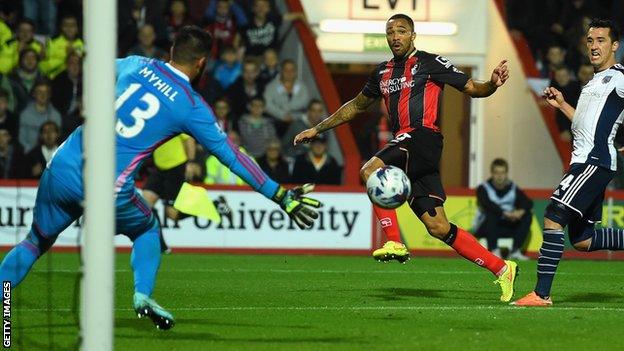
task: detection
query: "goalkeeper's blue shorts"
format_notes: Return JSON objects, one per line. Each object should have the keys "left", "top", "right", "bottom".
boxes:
{"left": 31, "top": 169, "right": 156, "bottom": 242}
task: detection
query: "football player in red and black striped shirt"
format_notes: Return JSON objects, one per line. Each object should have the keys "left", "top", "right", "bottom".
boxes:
{"left": 295, "top": 14, "right": 519, "bottom": 302}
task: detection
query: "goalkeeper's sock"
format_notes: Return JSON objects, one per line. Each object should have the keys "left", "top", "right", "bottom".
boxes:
{"left": 131, "top": 222, "right": 161, "bottom": 296}
{"left": 373, "top": 205, "right": 402, "bottom": 243}
{"left": 442, "top": 224, "right": 506, "bottom": 276}
{"left": 0, "top": 238, "right": 40, "bottom": 287}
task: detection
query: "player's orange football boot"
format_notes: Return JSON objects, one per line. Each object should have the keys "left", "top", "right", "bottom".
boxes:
{"left": 511, "top": 291, "right": 553, "bottom": 307}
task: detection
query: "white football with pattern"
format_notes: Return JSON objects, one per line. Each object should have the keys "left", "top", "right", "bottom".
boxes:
{"left": 366, "top": 166, "right": 411, "bottom": 209}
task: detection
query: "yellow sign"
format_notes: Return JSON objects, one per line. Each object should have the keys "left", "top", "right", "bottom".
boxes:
{"left": 397, "top": 196, "right": 543, "bottom": 252}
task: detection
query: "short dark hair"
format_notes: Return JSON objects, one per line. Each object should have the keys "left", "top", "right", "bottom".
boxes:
{"left": 490, "top": 158, "right": 509, "bottom": 172}
{"left": 280, "top": 59, "right": 296, "bottom": 69}
{"left": 171, "top": 26, "right": 212, "bottom": 65}
{"left": 31, "top": 78, "right": 51, "bottom": 96}
{"left": 19, "top": 47, "right": 38, "bottom": 63}
{"left": 307, "top": 98, "right": 323, "bottom": 110}
{"left": 40, "top": 120, "right": 59, "bottom": 134}
{"left": 18, "top": 18, "right": 35, "bottom": 28}
{"left": 214, "top": 96, "right": 230, "bottom": 108}
{"left": 249, "top": 95, "right": 265, "bottom": 104}
{"left": 60, "top": 13, "right": 78, "bottom": 23}
{"left": 242, "top": 58, "right": 259, "bottom": 68}
{"left": 589, "top": 18, "right": 621, "bottom": 43}
{"left": 387, "top": 14, "right": 414, "bottom": 31}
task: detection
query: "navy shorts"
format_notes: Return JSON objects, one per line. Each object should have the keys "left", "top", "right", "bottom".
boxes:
{"left": 549, "top": 163, "right": 615, "bottom": 223}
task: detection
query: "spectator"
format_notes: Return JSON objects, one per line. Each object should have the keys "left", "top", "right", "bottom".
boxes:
{"left": 226, "top": 58, "right": 264, "bottom": 116}
{"left": 565, "top": 28, "right": 592, "bottom": 74}
{"left": 39, "top": 14, "right": 84, "bottom": 79}
{"left": 117, "top": 0, "right": 168, "bottom": 56}
{"left": 22, "top": 0, "right": 57, "bottom": 36}
{"left": 281, "top": 99, "right": 342, "bottom": 164}
{"left": 291, "top": 134, "right": 341, "bottom": 185}
{"left": 0, "top": 89, "right": 17, "bottom": 139}
{"left": 240, "top": 0, "right": 305, "bottom": 58}
{"left": 577, "top": 63, "right": 594, "bottom": 87}
{"left": 263, "top": 59, "right": 309, "bottom": 136}
{"left": 212, "top": 96, "right": 237, "bottom": 132}
{"left": 165, "top": 0, "right": 192, "bottom": 47}
{"left": 61, "top": 97, "right": 83, "bottom": 141}
{"left": 0, "top": 73, "right": 15, "bottom": 114}
{"left": 238, "top": 96, "right": 276, "bottom": 158}
{"left": 212, "top": 45, "right": 241, "bottom": 90}
{"left": 203, "top": 131, "right": 251, "bottom": 185}
{"left": 204, "top": 0, "right": 247, "bottom": 59}
{"left": 51, "top": 51, "right": 82, "bottom": 117}
{"left": 504, "top": 0, "right": 561, "bottom": 58}
{"left": 540, "top": 45, "right": 568, "bottom": 79}
{"left": 0, "top": 19, "right": 44, "bottom": 74}
{"left": 551, "top": 66, "right": 581, "bottom": 143}
{"left": 8, "top": 48, "right": 44, "bottom": 114}
{"left": 258, "top": 47, "right": 279, "bottom": 86}
{"left": 0, "top": 15, "right": 11, "bottom": 47}
{"left": 257, "top": 138, "right": 290, "bottom": 183}
{"left": 187, "top": 0, "right": 211, "bottom": 24}
{"left": 19, "top": 80, "right": 61, "bottom": 152}
{"left": 127, "top": 24, "right": 168, "bottom": 60}
{"left": 559, "top": 0, "right": 603, "bottom": 39}
{"left": 195, "top": 67, "right": 224, "bottom": 104}
{"left": 0, "top": 4, "right": 19, "bottom": 30}
{"left": 0, "top": 127, "right": 23, "bottom": 178}
{"left": 23, "top": 120, "right": 59, "bottom": 179}
{"left": 475, "top": 158, "right": 533, "bottom": 260}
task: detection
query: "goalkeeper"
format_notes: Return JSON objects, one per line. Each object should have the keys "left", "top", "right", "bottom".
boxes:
{"left": 0, "top": 26, "right": 322, "bottom": 330}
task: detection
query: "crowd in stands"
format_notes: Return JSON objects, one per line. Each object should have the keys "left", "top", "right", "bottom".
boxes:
{"left": 0, "top": 0, "right": 344, "bottom": 185}
{"left": 504, "top": 0, "right": 624, "bottom": 188}
{"left": 505, "top": 0, "right": 624, "bottom": 142}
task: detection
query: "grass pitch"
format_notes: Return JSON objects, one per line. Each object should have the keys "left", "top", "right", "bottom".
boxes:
{"left": 6, "top": 252, "right": 624, "bottom": 350}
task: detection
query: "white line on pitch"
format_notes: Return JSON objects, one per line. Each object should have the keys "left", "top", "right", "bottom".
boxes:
{"left": 15, "top": 305, "right": 624, "bottom": 312}
{"left": 31, "top": 268, "right": 624, "bottom": 276}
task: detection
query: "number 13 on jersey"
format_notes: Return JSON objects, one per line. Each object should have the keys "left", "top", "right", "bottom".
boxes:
{"left": 115, "top": 83, "right": 160, "bottom": 138}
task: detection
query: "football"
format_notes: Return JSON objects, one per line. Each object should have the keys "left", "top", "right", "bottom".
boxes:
{"left": 366, "top": 166, "right": 411, "bottom": 209}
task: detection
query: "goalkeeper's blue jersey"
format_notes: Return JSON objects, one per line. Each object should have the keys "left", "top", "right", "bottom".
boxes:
{"left": 48, "top": 55, "right": 278, "bottom": 199}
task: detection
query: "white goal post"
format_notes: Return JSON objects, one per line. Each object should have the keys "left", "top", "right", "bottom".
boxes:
{"left": 81, "top": 0, "right": 117, "bottom": 350}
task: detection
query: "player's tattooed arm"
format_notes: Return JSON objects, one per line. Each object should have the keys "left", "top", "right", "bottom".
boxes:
{"left": 314, "top": 93, "right": 378, "bottom": 133}
{"left": 294, "top": 93, "right": 378, "bottom": 145}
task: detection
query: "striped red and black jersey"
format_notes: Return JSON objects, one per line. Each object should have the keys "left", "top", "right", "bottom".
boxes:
{"left": 362, "top": 50, "right": 469, "bottom": 135}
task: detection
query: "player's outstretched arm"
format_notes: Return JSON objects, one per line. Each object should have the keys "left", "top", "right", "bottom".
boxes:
{"left": 463, "top": 60, "right": 509, "bottom": 98}
{"left": 543, "top": 86, "right": 575, "bottom": 120}
{"left": 293, "top": 92, "right": 378, "bottom": 145}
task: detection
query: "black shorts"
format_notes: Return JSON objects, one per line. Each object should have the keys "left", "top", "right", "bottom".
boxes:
{"left": 549, "top": 163, "right": 615, "bottom": 223}
{"left": 143, "top": 163, "right": 186, "bottom": 205}
{"left": 375, "top": 128, "right": 444, "bottom": 216}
